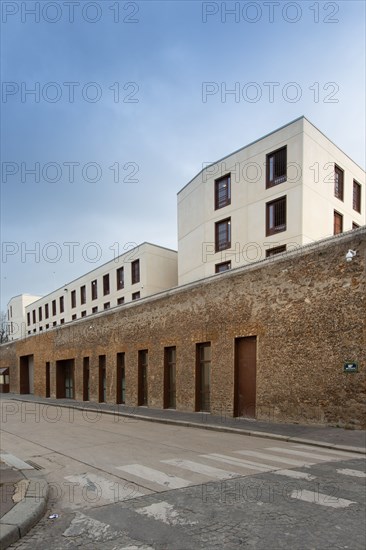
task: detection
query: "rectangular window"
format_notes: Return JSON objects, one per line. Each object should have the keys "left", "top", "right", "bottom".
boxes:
{"left": 80, "top": 285, "right": 86, "bottom": 305}
{"left": 334, "top": 211, "right": 343, "bottom": 235}
{"left": 53, "top": 321, "right": 57, "bottom": 327}
{"left": 215, "top": 261, "right": 231, "bottom": 273}
{"left": 52, "top": 300, "right": 56, "bottom": 316}
{"left": 117, "top": 297, "right": 125, "bottom": 305}
{"left": 32, "top": 310, "right": 36, "bottom": 324}
{"left": 103, "top": 274, "right": 110, "bottom": 295}
{"left": 266, "top": 146, "right": 287, "bottom": 188}
{"left": 92, "top": 306, "right": 98, "bottom": 314}
{"left": 91, "top": 280, "right": 98, "bottom": 300}
{"left": 266, "top": 196, "right": 286, "bottom": 236}
{"left": 71, "top": 314, "right": 77, "bottom": 321}
{"left": 45, "top": 323, "right": 49, "bottom": 329}
{"left": 132, "top": 291, "right": 140, "bottom": 301}
{"left": 45, "top": 303, "right": 49, "bottom": 319}
{"left": 104, "top": 302, "right": 110, "bottom": 310}
{"left": 334, "top": 165, "right": 344, "bottom": 200}
{"left": 116, "top": 267, "right": 124, "bottom": 290}
{"left": 215, "top": 174, "right": 231, "bottom": 210}
{"left": 59, "top": 296, "right": 64, "bottom": 313}
{"left": 215, "top": 218, "right": 231, "bottom": 252}
{"left": 81, "top": 310, "right": 86, "bottom": 317}
{"left": 131, "top": 260, "right": 140, "bottom": 284}
{"left": 164, "top": 347, "right": 176, "bottom": 409}
{"left": 352, "top": 222, "right": 360, "bottom": 229}
{"left": 27, "top": 312, "right": 30, "bottom": 326}
{"left": 266, "top": 245, "right": 287, "bottom": 258}
{"left": 38, "top": 307, "right": 42, "bottom": 322}
{"left": 353, "top": 180, "right": 361, "bottom": 213}
{"left": 138, "top": 350, "right": 148, "bottom": 406}
{"left": 196, "top": 343, "right": 211, "bottom": 412}
{"left": 71, "top": 290, "right": 76, "bottom": 308}
{"left": 60, "top": 318, "right": 65, "bottom": 325}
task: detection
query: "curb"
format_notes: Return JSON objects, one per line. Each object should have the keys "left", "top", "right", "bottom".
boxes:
{"left": 0, "top": 476, "right": 48, "bottom": 549}
{"left": 12, "top": 398, "right": 366, "bottom": 455}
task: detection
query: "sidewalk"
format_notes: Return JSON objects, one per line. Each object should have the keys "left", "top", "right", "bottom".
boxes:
{"left": 2, "top": 393, "right": 365, "bottom": 453}
{"left": 0, "top": 454, "right": 48, "bottom": 549}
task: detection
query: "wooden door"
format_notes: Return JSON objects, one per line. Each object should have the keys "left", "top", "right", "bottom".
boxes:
{"left": 234, "top": 337, "right": 257, "bottom": 418}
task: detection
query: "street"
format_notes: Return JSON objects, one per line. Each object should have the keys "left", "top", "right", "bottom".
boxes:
{"left": 1, "top": 398, "right": 365, "bottom": 549}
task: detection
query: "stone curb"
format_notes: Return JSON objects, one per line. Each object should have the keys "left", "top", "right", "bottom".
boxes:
{"left": 0, "top": 477, "right": 48, "bottom": 549}
{"left": 12, "top": 398, "right": 366, "bottom": 456}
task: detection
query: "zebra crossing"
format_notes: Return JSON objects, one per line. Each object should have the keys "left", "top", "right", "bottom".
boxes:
{"left": 114, "top": 443, "right": 365, "bottom": 500}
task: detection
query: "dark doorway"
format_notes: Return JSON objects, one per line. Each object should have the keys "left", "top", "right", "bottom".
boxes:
{"left": 83, "top": 357, "right": 90, "bottom": 401}
{"left": 19, "top": 355, "right": 33, "bottom": 394}
{"left": 196, "top": 343, "right": 211, "bottom": 412}
{"left": 234, "top": 336, "right": 257, "bottom": 418}
{"left": 164, "top": 347, "right": 176, "bottom": 409}
{"left": 45, "top": 362, "right": 50, "bottom": 398}
{"left": 138, "top": 350, "right": 148, "bottom": 406}
{"left": 56, "top": 359, "right": 75, "bottom": 399}
{"left": 116, "top": 353, "right": 125, "bottom": 404}
{"left": 99, "top": 355, "right": 106, "bottom": 403}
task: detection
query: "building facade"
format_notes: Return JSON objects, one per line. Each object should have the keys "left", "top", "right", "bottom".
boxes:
{"left": 6, "top": 294, "right": 41, "bottom": 341}
{"left": 178, "top": 117, "right": 365, "bottom": 285}
{"left": 7, "top": 243, "right": 178, "bottom": 340}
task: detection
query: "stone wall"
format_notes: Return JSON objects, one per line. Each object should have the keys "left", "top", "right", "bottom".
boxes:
{"left": 1, "top": 229, "right": 365, "bottom": 428}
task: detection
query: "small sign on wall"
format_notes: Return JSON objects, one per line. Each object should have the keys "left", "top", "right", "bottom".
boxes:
{"left": 343, "top": 362, "right": 358, "bottom": 373}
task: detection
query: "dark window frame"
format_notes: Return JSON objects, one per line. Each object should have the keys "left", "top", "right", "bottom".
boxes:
{"left": 71, "top": 290, "right": 76, "bottom": 309}
{"left": 132, "top": 291, "right": 140, "bottom": 301}
{"left": 91, "top": 279, "right": 98, "bottom": 300}
{"left": 131, "top": 260, "right": 140, "bottom": 285}
{"left": 52, "top": 300, "right": 57, "bottom": 316}
{"left": 45, "top": 303, "right": 49, "bottom": 319}
{"left": 334, "top": 165, "right": 344, "bottom": 201}
{"left": 334, "top": 210, "right": 343, "bottom": 235}
{"left": 215, "top": 173, "right": 231, "bottom": 210}
{"left": 59, "top": 295, "right": 64, "bottom": 313}
{"left": 80, "top": 285, "right": 86, "bottom": 305}
{"left": 103, "top": 274, "right": 110, "bottom": 296}
{"left": 266, "top": 196, "right": 287, "bottom": 236}
{"left": 116, "top": 267, "right": 124, "bottom": 290}
{"left": 215, "top": 218, "right": 231, "bottom": 252}
{"left": 266, "top": 146, "right": 287, "bottom": 188}
{"left": 215, "top": 261, "right": 231, "bottom": 273}
{"left": 266, "top": 245, "right": 287, "bottom": 258}
{"left": 353, "top": 180, "right": 361, "bottom": 213}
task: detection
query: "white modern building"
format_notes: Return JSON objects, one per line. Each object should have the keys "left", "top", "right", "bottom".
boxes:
{"left": 177, "top": 116, "right": 365, "bottom": 285}
{"left": 6, "top": 294, "right": 41, "bottom": 341}
{"left": 7, "top": 243, "right": 178, "bottom": 339}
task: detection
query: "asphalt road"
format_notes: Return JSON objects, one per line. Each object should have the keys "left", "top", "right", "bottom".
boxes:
{"left": 1, "top": 398, "right": 365, "bottom": 549}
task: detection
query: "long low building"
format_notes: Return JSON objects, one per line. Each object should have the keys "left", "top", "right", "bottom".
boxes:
{"left": 1, "top": 229, "right": 365, "bottom": 428}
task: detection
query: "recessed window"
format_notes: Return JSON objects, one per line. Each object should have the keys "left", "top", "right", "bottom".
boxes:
{"left": 334, "top": 165, "right": 344, "bottom": 201}
{"left": 71, "top": 315, "right": 77, "bottom": 321}
{"left": 353, "top": 180, "right": 361, "bottom": 213}
{"left": 71, "top": 290, "right": 76, "bottom": 308}
{"left": 215, "top": 261, "right": 231, "bottom": 273}
{"left": 59, "top": 296, "right": 64, "bottom": 313}
{"left": 266, "top": 146, "right": 287, "bottom": 188}
{"left": 352, "top": 222, "right": 360, "bottom": 230}
{"left": 215, "top": 174, "right": 231, "bottom": 210}
{"left": 266, "top": 245, "right": 287, "bottom": 257}
{"left": 266, "top": 196, "right": 286, "bottom": 236}
{"left": 60, "top": 318, "right": 65, "bottom": 325}
{"left": 334, "top": 211, "right": 343, "bottom": 235}
{"left": 32, "top": 310, "right": 36, "bottom": 324}
{"left": 104, "top": 302, "right": 110, "bottom": 310}
{"left": 53, "top": 321, "right": 57, "bottom": 327}
{"left": 92, "top": 306, "right": 98, "bottom": 314}
{"left": 103, "top": 274, "right": 110, "bottom": 295}
{"left": 39, "top": 326, "right": 43, "bottom": 332}
{"left": 116, "top": 267, "right": 124, "bottom": 290}
{"left": 117, "top": 297, "right": 125, "bottom": 305}
{"left": 215, "top": 218, "right": 231, "bottom": 252}
{"left": 81, "top": 310, "right": 87, "bottom": 317}
{"left": 27, "top": 312, "right": 30, "bottom": 326}
{"left": 38, "top": 307, "right": 42, "bottom": 322}
{"left": 45, "top": 303, "right": 49, "bottom": 319}
{"left": 132, "top": 291, "right": 140, "bottom": 301}
{"left": 80, "top": 285, "right": 86, "bottom": 305}
{"left": 52, "top": 300, "right": 56, "bottom": 316}
{"left": 131, "top": 260, "right": 140, "bottom": 284}
{"left": 91, "top": 279, "right": 98, "bottom": 300}
{"left": 45, "top": 323, "right": 49, "bottom": 329}
{"left": 196, "top": 343, "right": 211, "bottom": 412}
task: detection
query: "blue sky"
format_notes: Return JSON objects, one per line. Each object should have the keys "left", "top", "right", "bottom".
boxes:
{"left": 1, "top": 0, "right": 365, "bottom": 309}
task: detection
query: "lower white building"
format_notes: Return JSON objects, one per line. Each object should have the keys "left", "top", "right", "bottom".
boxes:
{"left": 7, "top": 243, "right": 178, "bottom": 339}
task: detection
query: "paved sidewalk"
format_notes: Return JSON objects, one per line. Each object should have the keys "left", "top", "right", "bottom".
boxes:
{"left": 0, "top": 454, "right": 49, "bottom": 549}
{"left": 2, "top": 393, "right": 365, "bottom": 452}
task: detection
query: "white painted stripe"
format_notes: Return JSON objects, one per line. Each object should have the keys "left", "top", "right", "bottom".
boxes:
{"left": 294, "top": 445, "right": 364, "bottom": 459}
{"left": 336, "top": 468, "right": 366, "bottom": 478}
{"left": 64, "top": 472, "right": 144, "bottom": 502}
{"left": 267, "top": 447, "right": 338, "bottom": 461}
{"left": 290, "top": 489, "right": 355, "bottom": 508}
{"left": 161, "top": 458, "right": 238, "bottom": 480}
{"left": 116, "top": 465, "right": 191, "bottom": 489}
{"left": 273, "top": 469, "right": 316, "bottom": 481}
{"left": 0, "top": 453, "right": 33, "bottom": 470}
{"left": 202, "top": 453, "right": 274, "bottom": 472}
{"left": 235, "top": 450, "right": 314, "bottom": 467}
